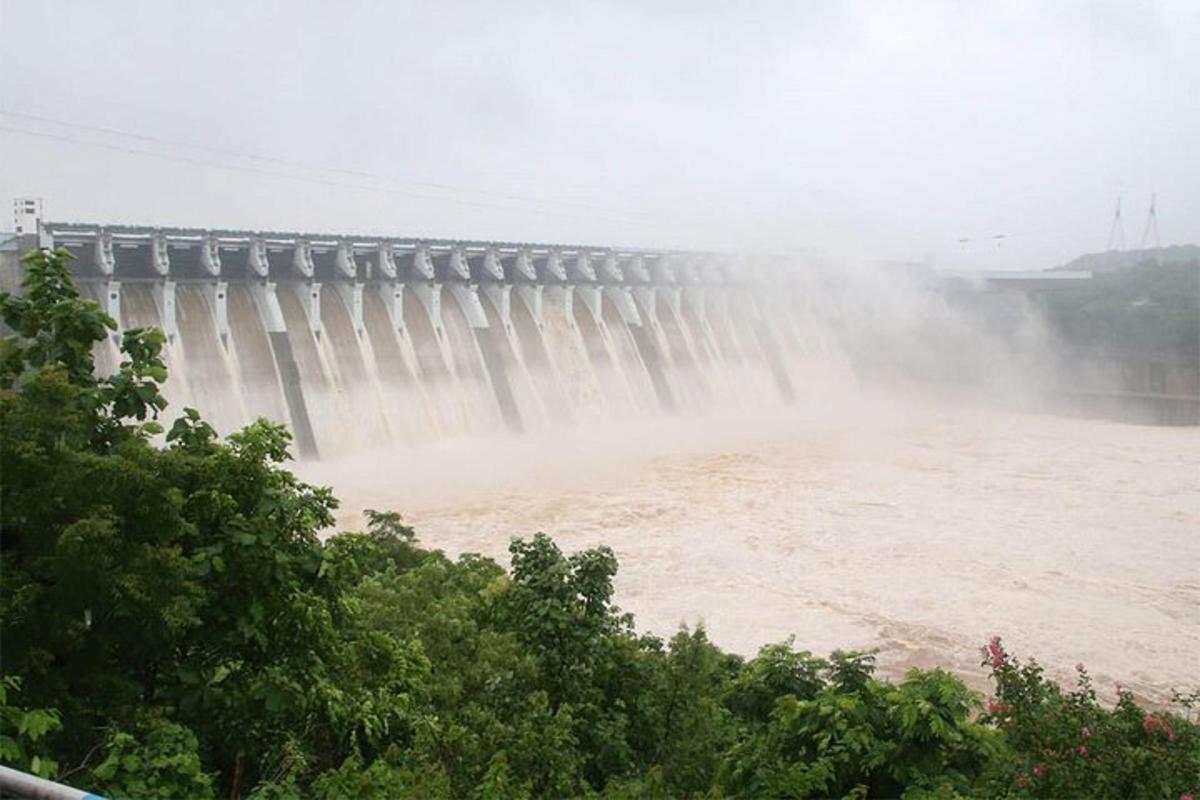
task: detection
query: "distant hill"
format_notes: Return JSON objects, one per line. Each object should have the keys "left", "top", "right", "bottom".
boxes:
{"left": 1051, "top": 244, "right": 1199, "bottom": 273}
{"left": 1032, "top": 256, "right": 1198, "bottom": 365}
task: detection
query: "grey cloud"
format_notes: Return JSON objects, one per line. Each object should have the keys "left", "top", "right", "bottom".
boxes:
{"left": 0, "top": 0, "right": 1196, "bottom": 267}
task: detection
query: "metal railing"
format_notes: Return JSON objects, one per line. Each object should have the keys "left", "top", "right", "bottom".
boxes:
{"left": 0, "top": 765, "right": 105, "bottom": 800}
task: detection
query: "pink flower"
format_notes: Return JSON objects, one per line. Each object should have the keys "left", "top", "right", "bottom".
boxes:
{"left": 1081, "top": 726, "right": 1091, "bottom": 738}
{"left": 1033, "top": 764, "right": 1046, "bottom": 778}
{"left": 1143, "top": 715, "right": 1177, "bottom": 741}
{"left": 984, "top": 636, "right": 1007, "bottom": 669}
{"left": 1078, "top": 745, "right": 1088, "bottom": 757}
{"left": 1180, "top": 795, "right": 1194, "bottom": 800}
{"left": 1016, "top": 775, "right": 1031, "bottom": 788}
{"left": 1075, "top": 662, "right": 1086, "bottom": 673}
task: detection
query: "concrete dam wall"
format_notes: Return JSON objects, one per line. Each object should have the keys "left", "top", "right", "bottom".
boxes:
{"left": 38, "top": 222, "right": 837, "bottom": 458}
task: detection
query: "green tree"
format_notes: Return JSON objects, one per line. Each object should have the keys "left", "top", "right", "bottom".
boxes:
{"left": 720, "top": 649, "right": 998, "bottom": 799}
{"left": 0, "top": 249, "right": 423, "bottom": 794}
{"left": 90, "top": 716, "right": 215, "bottom": 800}
{"left": 0, "top": 676, "right": 62, "bottom": 779}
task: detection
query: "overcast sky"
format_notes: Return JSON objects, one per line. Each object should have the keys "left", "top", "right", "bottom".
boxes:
{"left": 1, "top": 0, "right": 1196, "bottom": 270}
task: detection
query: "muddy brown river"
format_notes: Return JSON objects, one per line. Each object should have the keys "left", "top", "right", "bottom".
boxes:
{"left": 301, "top": 397, "right": 1199, "bottom": 704}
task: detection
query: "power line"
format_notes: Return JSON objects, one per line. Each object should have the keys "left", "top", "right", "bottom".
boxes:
{"left": 0, "top": 123, "right": 664, "bottom": 228}
{"left": 0, "top": 109, "right": 649, "bottom": 220}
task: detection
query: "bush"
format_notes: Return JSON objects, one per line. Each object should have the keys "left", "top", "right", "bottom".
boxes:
{"left": 90, "top": 717, "right": 215, "bottom": 800}
{"left": 978, "top": 637, "right": 1200, "bottom": 799}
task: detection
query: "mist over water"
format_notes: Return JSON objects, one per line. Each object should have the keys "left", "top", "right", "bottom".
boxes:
{"left": 301, "top": 393, "right": 1200, "bottom": 706}
{"left": 86, "top": 247, "right": 1196, "bottom": 706}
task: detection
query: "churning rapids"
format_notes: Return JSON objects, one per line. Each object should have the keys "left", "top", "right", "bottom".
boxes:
{"left": 81, "top": 253, "right": 1197, "bottom": 705}
{"left": 301, "top": 397, "right": 1199, "bottom": 706}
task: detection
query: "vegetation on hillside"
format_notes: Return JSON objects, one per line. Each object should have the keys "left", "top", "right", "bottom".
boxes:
{"left": 1, "top": 248, "right": 1197, "bottom": 798}
{"left": 1033, "top": 258, "right": 1200, "bottom": 362}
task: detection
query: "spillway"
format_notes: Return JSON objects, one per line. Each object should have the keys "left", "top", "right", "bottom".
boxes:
{"left": 43, "top": 222, "right": 836, "bottom": 458}
{"left": 361, "top": 289, "right": 429, "bottom": 444}
{"left": 176, "top": 283, "right": 244, "bottom": 436}
{"left": 227, "top": 284, "right": 292, "bottom": 435}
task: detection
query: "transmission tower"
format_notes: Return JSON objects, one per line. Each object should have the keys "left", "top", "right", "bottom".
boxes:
{"left": 1139, "top": 193, "right": 1161, "bottom": 250}
{"left": 1106, "top": 196, "right": 1126, "bottom": 251}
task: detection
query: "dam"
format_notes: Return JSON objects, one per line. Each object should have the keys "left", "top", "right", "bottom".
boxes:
{"left": 27, "top": 218, "right": 834, "bottom": 457}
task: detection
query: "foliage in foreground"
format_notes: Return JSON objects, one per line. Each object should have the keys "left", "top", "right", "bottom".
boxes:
{"left": 1, "top": 248, "right": 1197, "bottom": 799}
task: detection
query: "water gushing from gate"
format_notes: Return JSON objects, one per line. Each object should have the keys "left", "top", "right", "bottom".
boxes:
{"left": 48, "top": 223, "right": 843, "bottom": 458}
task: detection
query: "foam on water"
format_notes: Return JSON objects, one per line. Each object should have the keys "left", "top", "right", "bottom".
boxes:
{"left": 80, "top": 271, "right": 1195, "bottom": 704}
{"left": 300, "top": 398, "right": 1200, "bottom": 706}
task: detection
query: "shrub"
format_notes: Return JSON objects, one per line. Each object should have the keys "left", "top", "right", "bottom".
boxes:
{"left": 978, "top": 636, "right": 1200, "bottom": 799}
